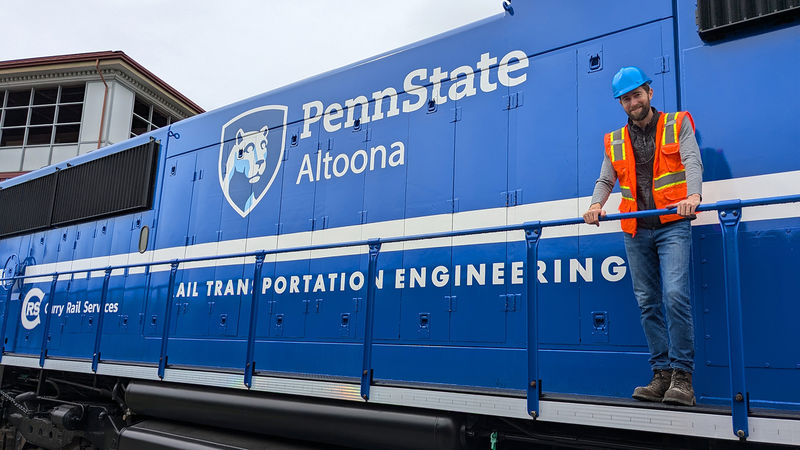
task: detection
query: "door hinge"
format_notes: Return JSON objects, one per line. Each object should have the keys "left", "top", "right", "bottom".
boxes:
{"left": 654, "top": 56, "right": 670, "bottom": 74}
{"left": 450, "top": 107, "right": 462, "bottom": 122}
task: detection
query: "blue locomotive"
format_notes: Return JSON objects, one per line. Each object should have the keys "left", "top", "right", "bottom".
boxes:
{"left": 1, "top": 1, "right": 799, "bottom": 448}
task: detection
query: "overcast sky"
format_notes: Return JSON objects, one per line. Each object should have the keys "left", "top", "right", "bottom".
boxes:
{"left": 1, "top": 0, "right": 501, "bottom": 111}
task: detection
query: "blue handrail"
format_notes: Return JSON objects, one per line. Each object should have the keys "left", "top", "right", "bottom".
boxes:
{"left": 1, "top": 192, "right": 799, "bottom": 440}
{"left": 2, "top": 194, "right": 797, "bottom": 279}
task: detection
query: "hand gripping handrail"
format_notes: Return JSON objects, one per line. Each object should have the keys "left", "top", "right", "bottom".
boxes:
{"left": 1, "top": 193, "right": 798, "bottom": 439}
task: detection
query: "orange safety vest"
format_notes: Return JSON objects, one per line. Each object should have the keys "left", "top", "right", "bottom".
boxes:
{"left": 603, "top": 111, "right": 696, "bottom": 236}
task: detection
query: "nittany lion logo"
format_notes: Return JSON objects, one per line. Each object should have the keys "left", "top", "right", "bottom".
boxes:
{"left": 219, "top": 105, "right": 287, "bottom": 217}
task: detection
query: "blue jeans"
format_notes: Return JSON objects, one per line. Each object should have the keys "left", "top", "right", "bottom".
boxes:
{"left": 623, "top": 220, "right": 695, "bottom": 373}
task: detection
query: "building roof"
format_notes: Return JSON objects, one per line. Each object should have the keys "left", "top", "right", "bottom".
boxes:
{"left": 0, "top": 51, "right": 204, "bottom": 114}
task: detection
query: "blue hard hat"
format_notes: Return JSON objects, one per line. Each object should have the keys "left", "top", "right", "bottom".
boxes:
{"left": 611, "top": 66, "right": 652, "bottom": 98}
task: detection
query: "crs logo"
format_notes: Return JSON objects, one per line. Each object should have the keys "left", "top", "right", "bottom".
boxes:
{"left": 218, "top": 105, "right": 287, "bottom": 217}
{"left": 20, "top": 288, "right": 45, "bottom": 330}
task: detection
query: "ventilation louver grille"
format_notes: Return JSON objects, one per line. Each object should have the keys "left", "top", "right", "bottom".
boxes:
{"left": 0, "top": 139, "right": 158, "bottom": 237}
{"left": 697, "top": 0, "right": 800, "bottom": 40}
{"left": 0, "top": 173, "right": 57, "bottom": 237}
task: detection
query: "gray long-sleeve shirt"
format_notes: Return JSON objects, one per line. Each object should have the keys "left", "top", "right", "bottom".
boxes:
{"left": 590, "top": 111, "right": 703, "bottom": 227}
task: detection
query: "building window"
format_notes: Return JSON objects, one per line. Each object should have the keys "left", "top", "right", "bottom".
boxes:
{"left": 130, "top": 96, "right": 176, "bottom": 137}
{"left": 0, "top": 85, "right": 85, "bottom": 152}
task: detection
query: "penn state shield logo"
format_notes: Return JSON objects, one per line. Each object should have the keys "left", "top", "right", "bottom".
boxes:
{"left": 218, "top": 105, "right": 287, "bottom": 217}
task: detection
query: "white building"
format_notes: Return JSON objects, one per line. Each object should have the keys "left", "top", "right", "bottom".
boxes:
{"left": 0, "top": 51, "right": 203, "bottom": 181}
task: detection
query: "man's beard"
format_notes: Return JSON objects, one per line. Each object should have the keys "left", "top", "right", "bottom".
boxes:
{"left": 627, "top": 104, "right": 650, "bottom": 121}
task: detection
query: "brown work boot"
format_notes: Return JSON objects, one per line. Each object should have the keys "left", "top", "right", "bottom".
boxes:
{"left": 632, "top": 369, "right": 672, "bottom": 402}
{"left": 663, "top": 369, "right": 696, "bottom": 406}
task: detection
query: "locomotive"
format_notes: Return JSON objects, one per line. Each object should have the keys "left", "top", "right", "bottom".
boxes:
{"left": 1, "top": 1, "right": 799, "bottom": 448}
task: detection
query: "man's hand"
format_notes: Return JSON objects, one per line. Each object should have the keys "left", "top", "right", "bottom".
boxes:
{"left": 583, "top": 203, "right": 607, "bottom": 226}
{"left": 667, "top": 193, "right": 701, "bottom": 218}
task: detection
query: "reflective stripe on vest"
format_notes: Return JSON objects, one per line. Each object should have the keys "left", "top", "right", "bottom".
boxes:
{"left": 620, "top": 185, "right": 634, "bottom": 200}
{"left": 609, "top": 128, "right": 625, "bottom": 162}
{"left": 653, "top": 170, "right": 686, "bottom": 191}
{"left": 661, "top": 112, "right": 679, "bottom": 146}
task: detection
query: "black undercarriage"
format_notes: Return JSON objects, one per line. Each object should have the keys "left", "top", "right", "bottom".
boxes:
{"left": 0, "top": 365, "right": 791, "bottom": 450}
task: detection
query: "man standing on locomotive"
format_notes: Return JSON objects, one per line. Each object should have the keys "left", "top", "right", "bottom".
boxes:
{"left": 583, "top": 67, "right": 702, "bottom": 406}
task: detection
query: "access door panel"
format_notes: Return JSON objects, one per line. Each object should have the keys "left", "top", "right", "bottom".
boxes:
{"left": 508, "top": 48, "right": 581, "bottom": 346}
{"left": 313, "top": 124, "right": 367, "bottom": 231}
{"left": 404, "top": 86, "right": 457, "bottom": 219}
{"left": 453, "top": 80, "right": 509, "bottom": 213}
{"left": 279, "top": 122, "right": 318, "bottom": 235}
{"left": 153, "top": 154, "right": 196, "bottom": 249}
{"left": 576, "top": 23, "right": 670, "bottom": 348}
{"left": 145, "top": 153, "right": 196, "bottom": 339}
